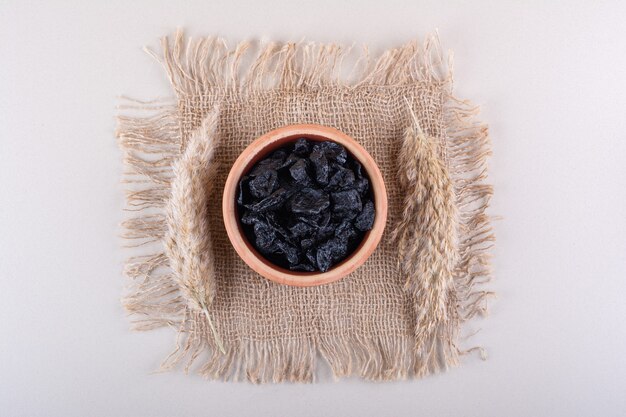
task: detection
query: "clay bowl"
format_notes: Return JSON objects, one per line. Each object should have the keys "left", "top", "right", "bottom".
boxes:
{"left": 222, "top": 124, "right": 388, "bottom": 287}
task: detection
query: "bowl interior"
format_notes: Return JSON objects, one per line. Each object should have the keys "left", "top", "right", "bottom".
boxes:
{"left": 223, "top": 125, "right": 387, "bottom": 287}
{"left": 236, "top": 136, "right": 371, "bottom": 275}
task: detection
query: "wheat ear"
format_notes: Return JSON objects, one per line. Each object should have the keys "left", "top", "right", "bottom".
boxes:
{"left": 164, "top": 108, "right": 225, "bottom": 354}
{"left": 392, "top": 107, "right": 458, "bottom": 369}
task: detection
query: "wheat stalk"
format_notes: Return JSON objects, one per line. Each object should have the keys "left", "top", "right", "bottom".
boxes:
{"left": 164, "top": 109, "right": 225, "bottom": 354}
{"left": 392, "top": 105, "right": 458, "bottom": 366}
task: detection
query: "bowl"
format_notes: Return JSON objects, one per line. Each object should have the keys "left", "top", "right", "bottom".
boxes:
{"left": 222, "top": 124, "right": 388, "bottom": 287}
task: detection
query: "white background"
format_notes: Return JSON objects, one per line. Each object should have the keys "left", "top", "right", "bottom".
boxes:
{"left": 1, "top": 1, "right": 625, "bottom": 416}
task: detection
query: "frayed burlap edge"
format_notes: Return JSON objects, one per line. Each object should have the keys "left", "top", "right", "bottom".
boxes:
{"left": 116, "top": 31, "right": 494, "bottom": 382}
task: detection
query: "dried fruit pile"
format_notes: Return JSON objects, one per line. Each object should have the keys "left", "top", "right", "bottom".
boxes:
{"left": 237, "top": 138, "right": 375, "bottom": 272}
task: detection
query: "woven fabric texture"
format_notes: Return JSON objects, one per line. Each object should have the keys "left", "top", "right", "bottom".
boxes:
{"left": 117, "top": 32, "right": 493, "bottom": 382}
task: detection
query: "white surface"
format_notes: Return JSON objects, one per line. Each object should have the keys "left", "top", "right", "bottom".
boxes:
{"left": 1, "top": 1, "right": 625, "bottom": 416}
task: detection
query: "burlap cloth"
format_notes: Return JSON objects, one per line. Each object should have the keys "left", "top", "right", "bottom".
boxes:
{"left": 117, "top": 31, "right": 493, "bottom": 383}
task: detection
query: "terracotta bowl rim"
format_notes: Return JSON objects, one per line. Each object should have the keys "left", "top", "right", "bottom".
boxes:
{"left": 222, "top": 123, "right": 388, "bottom": 287}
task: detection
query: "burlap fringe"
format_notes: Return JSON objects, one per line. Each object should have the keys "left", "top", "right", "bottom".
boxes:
{"left": 445, "top": 89, "right": 494, "bottom": 362}
{"left": 117, "top": 31, "right": 493, "bottom": 382}
{"left": 148, "top": 31, "right": 448, "bottom": 94}
{"left": 160, "top": 310, "right": 423, "bottom": 382}
{"left": 118, "top": 100, "right": 186, "bottom": 331}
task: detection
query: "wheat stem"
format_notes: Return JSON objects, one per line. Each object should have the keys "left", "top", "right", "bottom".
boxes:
{"left": 202, "top": 305, "right": 226, "bottom": 354}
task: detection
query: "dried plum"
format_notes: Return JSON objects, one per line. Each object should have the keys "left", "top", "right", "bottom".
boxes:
{"left": 237, "top": 175, "right": 251, "bottom": 205}
{"left": 310, "top": 149, "right": 329, "bottom": 186}
{"left": 237, "top": 138, "right": 376, "bottom": 272}
{"left": 328, "top": 238, "right": 349, "bottom": 261}
{"left": 289, "top": 221, "right": 315, "bottom": 238}
{"left": 250, "top": 187, "right": 292, "bottom": 213}
{"left": 331, "top": 189, "right": 362, "bottom": 213}
{"left": 305, "top": 249, "right": 317, "bottom": 266}
{"left": 314, "top": 141, "right": 348, "bottom": 165}
{"left": 355, "top": 200, "right": 375, "bottom": 231}
{"left": 319, "top": 209, "right": 331, "bottom": 227}
{"left": 241, "top": 210, "right": 262, "bottom": 225}
{"left": 315, "top": 244, "right": 333, "bottom": 272}
{"left": 290, "top": 188, "right": 330, "bottom": 215}
{"left": 335, "top": 220, "right": 358, "bottom": 241}
{"left": 315, "top": 238, "right": 349, "bottom": 272}
{"left": 249, "top": 157, "right": 283, "bottom": 176}
{"left": 265, "top": 211, "right": 297, "bottom": 245}
{"left": 293, "top": 138, "right": 310, "bottom": 155}
{"left": 297, "top": 214, "right": 321, "bottom": 227}
{"left": 316, "top": 225, "right": 335, "bottom": 242}
{"left": 327, "top": 166, "right": 355, "bottom": 190}
{"left": 248, "top": 169, "right": 278, "bottom": 199}
{"left": 275, "top": 239, "right": 300, "bottom": 265}
{"left": 289, "top": 158, "right": 310, "bottom": 184}
{"left": 253, "top": 221, "right": 276, "bottom": 253}
{"left": 331, "top": 209, "right": 359, "bottom": 222}
{"left": 282, "top": 153, "right": 300, "bottom": 168}
{"left": 355, "top": 177, "right": 369, "bottom": 195}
